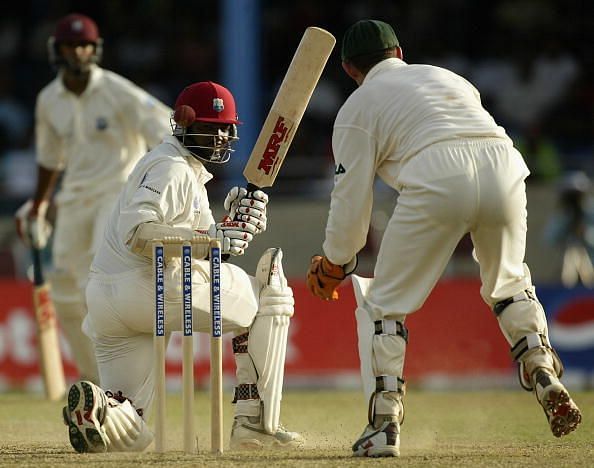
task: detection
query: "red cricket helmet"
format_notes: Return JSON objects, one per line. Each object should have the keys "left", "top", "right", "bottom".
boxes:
{"left": 174, "top": 81, "right": 241, "bottom": 125}
{"left": 54, "top": 13, "right": 100, "bottom": 44}
{"left": 172, "top": 82, "right": 241, "bottom": 164}
{"left": 48, "top": 13, "right": 103, "bottom": 69}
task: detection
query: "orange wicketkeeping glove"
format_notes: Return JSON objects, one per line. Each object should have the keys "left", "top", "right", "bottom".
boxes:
{"left": 306, "top": 255, "right": 347, "bottom": 301}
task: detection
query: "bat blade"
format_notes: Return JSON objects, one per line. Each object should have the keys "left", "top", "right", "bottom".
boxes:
{"left": 32, "top": 247, "right": 66, "bottom": 401}
{"left": 243, "top": 26, "right": 336, "bottom": 188}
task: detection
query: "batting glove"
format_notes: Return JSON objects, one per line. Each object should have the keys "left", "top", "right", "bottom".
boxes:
{"left": 15, "top": 200, "right": 52, "bottom": 249}
{"left": 224, "top": 186, "right": 268, "bottom": 234}
{"left": 198, "top": 217, "right": 259, "bottom": 257}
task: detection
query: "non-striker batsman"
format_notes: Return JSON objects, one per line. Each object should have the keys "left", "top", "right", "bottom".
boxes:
{"left": 15, "top": 13, "right": 172, "bottom": 383}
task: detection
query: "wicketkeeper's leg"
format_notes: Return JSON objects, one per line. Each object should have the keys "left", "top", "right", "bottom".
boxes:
{"left": 351, "top": 275, "right": 407, "bottom": 457}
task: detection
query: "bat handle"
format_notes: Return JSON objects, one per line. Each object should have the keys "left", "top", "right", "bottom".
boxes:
{"left": 31, "top": 247, "right": 45, "bottom": 286}
{"left": 245, "top": 182, "right": 261, "bottom": 193}
{"left": 230, "top": 183, "right": 264, "bottom": 221}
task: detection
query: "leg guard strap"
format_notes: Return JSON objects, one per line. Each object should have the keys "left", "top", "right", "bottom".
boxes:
{"left": 374, "top": 320, "right": 408, "bottom": 343}
{"left": 232, "top": 383, "right": 260, "bottom": 403}
{"left": 368, "top": 376, "right": 406, "bottom": 426}
{"left": 493, "top": 289, "right": 536, "bottom": 316}
{"left": 232, "top": 332, "right": 249, "bottom": 354}
{"left": 375, "top": 376, "right": 406, "bottom": 394}
{"left": 511, "top": 333, "right": 550, "bottom": 361}
{"left": 511, "top": 333, "right": 564, "bottom": 391}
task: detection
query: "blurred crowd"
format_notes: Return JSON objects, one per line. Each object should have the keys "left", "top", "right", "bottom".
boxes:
{"left": 0, "top": 0, "right": 592, "bottom": 208}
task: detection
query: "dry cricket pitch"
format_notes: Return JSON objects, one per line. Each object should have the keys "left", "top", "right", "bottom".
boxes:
{"left": 1, "top": 389, "right": 592, "bottom": 467}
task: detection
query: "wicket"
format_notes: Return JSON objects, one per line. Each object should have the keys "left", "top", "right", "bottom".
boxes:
{"left": 153, "top": 236, "right": 223, "bottom": 454}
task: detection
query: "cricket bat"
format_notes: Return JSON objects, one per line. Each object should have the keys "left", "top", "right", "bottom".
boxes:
{"left": 31, "top": 246, "right": 66, "bottom": 401}
{"left": 242, "top": 26, "right": 336, "bottom": 189}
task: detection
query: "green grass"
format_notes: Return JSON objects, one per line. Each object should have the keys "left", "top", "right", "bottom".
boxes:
{"left": 0, "top": 389, "right": 592, "bottom": 467}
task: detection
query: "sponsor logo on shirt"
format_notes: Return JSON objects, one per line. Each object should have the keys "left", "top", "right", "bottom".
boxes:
{"left": 96, "top": 117, "right": 108, "bottom": 131}
{"left": 139, "top": 172, "right": 161, "bottom": 195}
{"left": 335, "top": 163, "right": 346, "bottom": 175}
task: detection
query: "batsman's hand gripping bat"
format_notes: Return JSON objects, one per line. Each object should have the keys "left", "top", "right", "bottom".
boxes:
{"left": 31, "top": 245, "right": 66, "bottom": 400}
{"left": 235, "top": 27, "right": 335, "bottom": 209}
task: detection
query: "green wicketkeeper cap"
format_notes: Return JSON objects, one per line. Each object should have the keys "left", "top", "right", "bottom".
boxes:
{"left": 341, "top": 20, "right": 399, "bottom": 61}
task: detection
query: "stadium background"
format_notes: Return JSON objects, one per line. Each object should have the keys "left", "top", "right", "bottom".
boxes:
{"left": 0, "top": 0, "right": 592, "bottom": 394}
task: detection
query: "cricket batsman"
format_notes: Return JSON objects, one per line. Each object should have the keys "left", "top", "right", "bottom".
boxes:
{"left": 61, "top": 81, "right": 304, "bottom": 452}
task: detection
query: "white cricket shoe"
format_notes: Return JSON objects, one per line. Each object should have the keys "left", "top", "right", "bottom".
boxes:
{"left": 230, "top": 415, "right": 304, "bottom": 450}
{"left": 62, "top": 380, "right": 109, "bottom": 453}
{"left": 352, "top": 419, "right": 400, "bottom": 457}
{"left": 533, "top": 369, "right": 582, "bottom": 437}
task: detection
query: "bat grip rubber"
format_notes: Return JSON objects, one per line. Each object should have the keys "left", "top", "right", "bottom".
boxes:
{"left": 231, "top": 183, "right": 264, "bottom": 221}
{"left": 31, "top": 247, "right": 44, "bottom": 286}
{"left": 246, "top": 182, "right": 261, "bottom": 193}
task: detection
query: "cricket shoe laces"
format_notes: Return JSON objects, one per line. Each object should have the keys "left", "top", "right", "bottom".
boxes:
{"left": 230, "top": 415, "right": 304, "bottom": 450}
{"left": 62, "top": 380, "right": 109, "bottom": 453}
{"left": 352, "top": 418, "right": 400, "bottom": 457}
{"left": 533, "top": 369, "right": 582, "bottom": 437}
{"left": 105, "top": 390, "right": 144, "bottom": 418}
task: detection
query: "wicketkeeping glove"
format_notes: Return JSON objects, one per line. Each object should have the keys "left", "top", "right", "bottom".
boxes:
{"left": 306, "top": 255, "right": 348, "bottom": 301}
{"left": 224, "top": 186, "right": 268, "bottom": 234}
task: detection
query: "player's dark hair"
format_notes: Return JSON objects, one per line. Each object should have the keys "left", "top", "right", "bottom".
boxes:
{"left": 346, "top": 47, "right": 397, "bottom": 74}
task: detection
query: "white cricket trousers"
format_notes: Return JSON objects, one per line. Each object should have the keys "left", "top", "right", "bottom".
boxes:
{"left": 365, "top": 138, "right": 532, "bottom": 321}
{"left": 84, "top": 258, "right": 260, "bottom": 416}
{"left": 49, "top": 193, "right": 118, "bottom": 383}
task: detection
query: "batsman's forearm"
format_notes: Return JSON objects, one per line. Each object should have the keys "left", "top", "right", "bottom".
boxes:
{"left": 32, "top": 165, "right": 61, "bottom": 211}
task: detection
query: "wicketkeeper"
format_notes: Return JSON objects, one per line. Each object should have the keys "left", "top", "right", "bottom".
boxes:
{"left": 62, "top": 81, "right": 303, "bottom": 453}
{"left": 306, "top": 19, "right": 582, "bottom": 458}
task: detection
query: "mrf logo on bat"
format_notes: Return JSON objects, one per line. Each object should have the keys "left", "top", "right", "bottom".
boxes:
{"left": 257, "top": 116, "right": 293, "bottom": 176}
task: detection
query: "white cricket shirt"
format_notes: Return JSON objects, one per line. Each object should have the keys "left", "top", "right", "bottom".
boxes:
{"left": 324, "top": 58, "right": 512, "bottom": 265}
{"left": 35, "top": 65, "right": 172, "bottom": 204}
{"left": 92, "top": 136, "right": 215, "bottom": 274}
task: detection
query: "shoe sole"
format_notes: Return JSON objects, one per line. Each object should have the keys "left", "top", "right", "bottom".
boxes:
{"left": 546, "top": 389, "right": 582, "bottom": 437}
{"left": 63, "top": 382, "right": 107, "bottom": 453}
{"left": 230, "top": 438, "right": 304, "bottom": 451}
